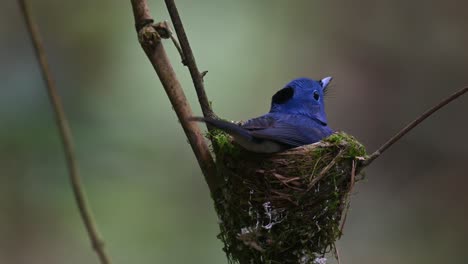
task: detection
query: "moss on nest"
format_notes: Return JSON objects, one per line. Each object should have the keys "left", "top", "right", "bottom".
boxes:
{"left": 210, "top": 130, "right": 367, "bottom": 264}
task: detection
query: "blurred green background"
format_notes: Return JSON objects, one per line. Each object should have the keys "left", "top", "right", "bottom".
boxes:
{"left": 1, "top": 0, "right": 468, "bottom": 263}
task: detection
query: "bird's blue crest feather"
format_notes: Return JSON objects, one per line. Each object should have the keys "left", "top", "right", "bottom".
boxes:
{"left": 270, "top": 77, "right": 329, "bottom": 125}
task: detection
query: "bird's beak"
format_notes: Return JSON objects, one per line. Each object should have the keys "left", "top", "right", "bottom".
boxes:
{"left": 320, "top": 76, "right": 333, "bottom": 89}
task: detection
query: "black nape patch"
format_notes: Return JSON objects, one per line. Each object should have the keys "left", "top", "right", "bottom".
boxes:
{"left": 272, "top": 87, "right": 294, "bottom": 104}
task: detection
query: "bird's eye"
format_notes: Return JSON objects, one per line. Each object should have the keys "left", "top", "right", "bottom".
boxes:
{"left": 313, "top": 90, "right": 320, "bottom": 101}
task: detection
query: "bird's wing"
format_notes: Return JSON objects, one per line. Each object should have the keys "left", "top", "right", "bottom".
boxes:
{"left": 241, "top": 115, "right": 276, "bottom": 130}
{"left": 242, "top": 115, "right": 328, "bottom": 147}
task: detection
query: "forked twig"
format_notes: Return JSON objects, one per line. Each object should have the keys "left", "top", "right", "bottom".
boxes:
{"left": 130, "top": 0, "right": 220, "bottom": 192}
{"left": 17, "top": 1, "right": 112, "bottom": 263}
{"left": 164, "top": 0, "right": 215, "bottom": 120}
{"left": 364, "top": 87, "right": 468, "bottom": 166}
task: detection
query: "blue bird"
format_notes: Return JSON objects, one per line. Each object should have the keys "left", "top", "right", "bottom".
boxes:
{"left": 192, "top": 77, "right": 334, "bottom": 153}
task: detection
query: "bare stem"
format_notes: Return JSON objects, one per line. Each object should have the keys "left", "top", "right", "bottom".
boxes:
{"left": 363, "top": 86, "right": 468, "bottom": 167}
{"left": 164, "top": 0, "right": 215, "bottom": 119}
{"left": 333, "top": 242, "right": 341, "bottom": 264}
{"left": 339, "top": 160, "right": 356, "bottom": 233}
{"left": 162, "top": 20, "right": 186, "bottom": 63}
{"left": 17, "top": 1, "right": 112, "bottom": 263}
{"left": 130, "top": 0, "right": 220, "bottom": 192}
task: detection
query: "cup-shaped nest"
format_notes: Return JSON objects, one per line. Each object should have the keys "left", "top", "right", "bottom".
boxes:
{"left": 211, "top": 132, "right": 367, "bottom": 264}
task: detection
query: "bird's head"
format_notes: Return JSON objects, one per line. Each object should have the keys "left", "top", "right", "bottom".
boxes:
{"left": 269, "top": 77, "right": 332, "bottom": 125}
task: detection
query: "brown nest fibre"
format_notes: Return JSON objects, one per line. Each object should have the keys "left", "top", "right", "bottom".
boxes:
{"left": 211, "top": 131, "right": 367, "bottom": 264}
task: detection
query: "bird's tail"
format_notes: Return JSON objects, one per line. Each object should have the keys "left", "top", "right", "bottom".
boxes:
{"left": 189, "top": 117, "right": 252, "bottom": 140}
